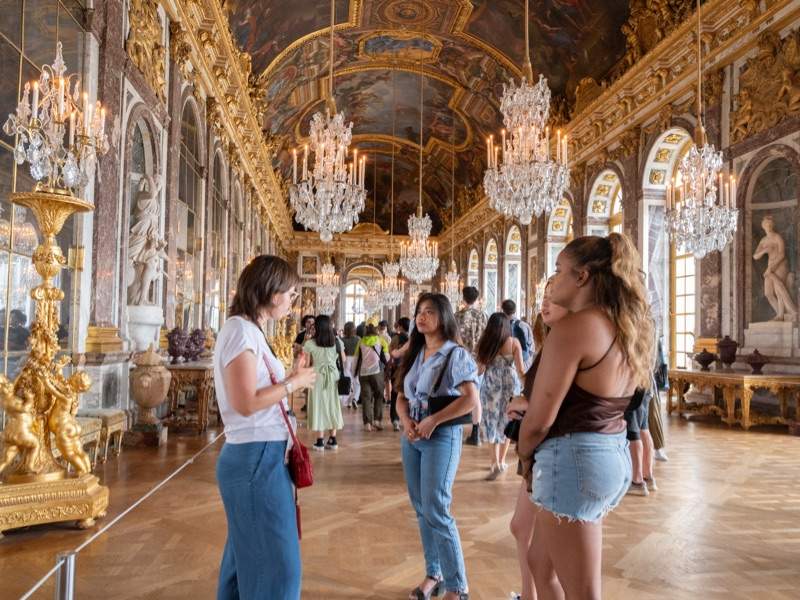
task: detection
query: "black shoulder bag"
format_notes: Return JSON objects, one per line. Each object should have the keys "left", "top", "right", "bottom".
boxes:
{"left": 335, "top": 339, "right": 351, "bottom": 396}
{"left": 428, "top": 349, "right": 473, "bottom": 427}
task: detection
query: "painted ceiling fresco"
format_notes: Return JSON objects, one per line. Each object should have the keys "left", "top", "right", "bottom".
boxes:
{"left": 224, "top": 0, "right": 631, "bottom": 234}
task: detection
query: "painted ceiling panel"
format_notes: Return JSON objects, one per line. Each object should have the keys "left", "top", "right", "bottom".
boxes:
{"left": 225, "top": 0, "right": 634, "bottom": 235}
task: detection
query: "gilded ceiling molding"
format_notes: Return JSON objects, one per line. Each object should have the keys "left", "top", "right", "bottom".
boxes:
{"left": 257, "top": 1, "right": 365, "bottom": 85}
{"left": 565, "top": 0, "right": 798, "bottom": 163}
{"left": 164, "top": 0, "right": 293, "bottom": 241}
{"left": 126, "top": 0, "right": 167, "bottom": 101}
{"left": 287, "top": 230, "right": 421, "bottom": 257}
{"left": 730, "top": 27, "right": 800, "bottom": 143}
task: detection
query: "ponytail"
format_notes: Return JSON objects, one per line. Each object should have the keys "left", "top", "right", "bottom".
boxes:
{"left": 564, "top": 233, "right": 654, "bottom": 388}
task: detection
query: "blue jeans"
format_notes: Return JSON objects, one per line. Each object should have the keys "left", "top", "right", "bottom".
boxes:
{"left": 401, "top": 425, "right": 467, "bottom": 592}
{"left": 532, "top": 432, "right": 631, "bottom": 523}
{"left": 216, "top": 441, "right": 301, "bottom": 600}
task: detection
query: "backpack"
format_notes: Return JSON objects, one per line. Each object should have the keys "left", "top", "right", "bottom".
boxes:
{"left": 511, "top": 319, "right": 532, "bottom": 360}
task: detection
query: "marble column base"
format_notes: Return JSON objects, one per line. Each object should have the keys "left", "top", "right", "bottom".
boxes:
{"left": 81, "top": 352, "right": 133, "bottom": 424}
{"left": 126, "top": 422, "right": 169, "bottom": 447}
{"left": 743, "top": 321, "right": 798, "bottom": 358}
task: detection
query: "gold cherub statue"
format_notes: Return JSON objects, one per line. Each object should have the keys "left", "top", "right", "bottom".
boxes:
{"left": 0, "top": 376, "right": 40, "bottom": 476}
{"left": 44, "top": 371, "right": 93, "bottom": 475}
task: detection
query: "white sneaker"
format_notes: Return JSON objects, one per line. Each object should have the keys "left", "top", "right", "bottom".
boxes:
{"left": 627, "top": 481, "right": 649, "bottom": 496}
{"left": 654, "top": 448, "right": 669, "bottom": 462}
{"left": 644, "top": 476, "right": 658, "bottom": 491}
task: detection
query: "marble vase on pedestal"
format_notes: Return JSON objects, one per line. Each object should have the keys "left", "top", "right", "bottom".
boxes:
{"left": 129, "top": 346, "right": 171, "bottom": 447}
{"left": 128, "top": 305, "right": 165, "bottom": 352}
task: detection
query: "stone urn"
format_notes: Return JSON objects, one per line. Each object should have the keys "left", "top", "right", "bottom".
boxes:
{"left": 693, "top": 348, "right": 717, "bottom": 372}
{"left": 130, "top": 345, "right": 172, "bottom": 425}
{"left": 745, "top": 349, "right": 769, "bottom": 375}
{"left": 128, "top": 304, "right": 165, "bottom": 352}
{"left": 718, "top": 336, "right": 739, "bottom": 369}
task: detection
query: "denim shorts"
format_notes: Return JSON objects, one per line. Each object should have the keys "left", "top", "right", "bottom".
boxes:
{"left": 531, "top": 431, "right": 631, "bottom": 523}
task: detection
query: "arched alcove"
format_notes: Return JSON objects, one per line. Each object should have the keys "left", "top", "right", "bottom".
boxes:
{"left": 587, "top": 169, "right": 623, "bottom": 235}
{"left": 642, "top": 127, "right": 695, "bottom": 367}
{"left": 546, "top": 198, "right": 573, "bottom": 277}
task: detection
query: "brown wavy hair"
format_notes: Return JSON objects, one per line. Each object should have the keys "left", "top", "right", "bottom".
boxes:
{"left": 563, "top": 233, "right": 654, "bottom": 388}
{"left": 229, "top": 255, "right": 300, "bottom": 324}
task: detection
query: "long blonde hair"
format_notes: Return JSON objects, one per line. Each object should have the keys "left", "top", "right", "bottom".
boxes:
{"left": 563, "top": 233, "right": 654, "bottom": 388}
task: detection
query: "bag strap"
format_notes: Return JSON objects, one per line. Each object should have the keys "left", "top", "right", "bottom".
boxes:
{"left": 430, "top": 347, "right": 457, "bottom": 396}
{"left": 261, "top": 353, "right": 300, "bottom": 448}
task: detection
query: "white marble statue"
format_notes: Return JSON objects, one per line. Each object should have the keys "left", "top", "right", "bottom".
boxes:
{"left": 753, "top": 214, "right": 797, "bottom": 321}
{"left": 127, "top": 175, "right": 168, "bottom": 306}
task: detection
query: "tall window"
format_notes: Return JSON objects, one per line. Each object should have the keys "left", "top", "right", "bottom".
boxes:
{"left": 483, "top": 239, "right": 498, "bottom": 312}
{"left": 504, "top": 226, "right": 522, "bottom": 312}
{"left": 671, "top": 249, "right": 695, "bottom": 369}
{"left": 0, "top": 0, "right": 85, "bottom": 377}
{"left": 468, "top": 248, "right": 479, "bottom": 289}
{"left": 345, "top": 281, "right": 367, "bottom": 325}
{"left": 205, "top": 153, "right": 226, "bottom": 331}
{"left": 176, "top": 103, "right": 204, "bottom": 329}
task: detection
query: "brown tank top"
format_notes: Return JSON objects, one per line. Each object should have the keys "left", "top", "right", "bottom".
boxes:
{"left": 545, "top": 335, "right": 633, "bottom": 439}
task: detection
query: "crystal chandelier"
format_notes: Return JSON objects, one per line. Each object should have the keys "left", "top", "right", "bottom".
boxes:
{"left": 288, "top": 0, "right": 366, "bottom": 243}
{"left": 364, "top": 277, "right": 383, "bottom": 316}
{"left": 666, "top": 0, "right": 737, "bottom": 258}
{"left": 441, "top": 121, "right": 461, "bottom": 308}
{"left": 483, "top": 0, "right": 569, "bottom": 225}
{"left": 3, "top": 42, "right": 109, "bottom": 196}
{"left": 316, "top": 259, "right": 340, "bottom": 316}
{"left": 400, "top": 61, "right": 439, "bottom": 284}
{"left": 382, "top": 260, "right": 404, "bottom": 308}
{"left": 382, "top": 68, "right": 405, "bottom": 309}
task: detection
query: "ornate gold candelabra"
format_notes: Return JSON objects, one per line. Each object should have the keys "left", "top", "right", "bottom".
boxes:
{"left": 0, "top": 44, "right": 109, "bottom": 536}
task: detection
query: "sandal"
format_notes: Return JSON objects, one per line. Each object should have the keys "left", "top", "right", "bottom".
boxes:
{"left": 409, "top": 576, "right": 442, "bottom": 600}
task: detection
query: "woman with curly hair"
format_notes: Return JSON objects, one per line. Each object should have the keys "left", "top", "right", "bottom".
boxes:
{"left": 517, "top": 233, "right": 654, "bottom": 599}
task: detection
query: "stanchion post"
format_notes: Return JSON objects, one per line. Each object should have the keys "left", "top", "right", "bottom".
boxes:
{"left": 54, "top": 552, "right": 76, "bottom": 600}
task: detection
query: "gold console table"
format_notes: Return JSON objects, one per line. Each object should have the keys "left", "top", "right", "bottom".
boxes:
{"left": 668, "top": 368, "right": 800, "bottom": 430}
{"left": 165, "top": 361, "right": 214, "bottom": 433}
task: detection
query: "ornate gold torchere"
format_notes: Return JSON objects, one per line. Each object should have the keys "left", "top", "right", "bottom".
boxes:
{"left": 0, "top": 43, "right": 110, "bottom": 536}
{"left": 0, "top": 190, "right": 109, "bottom": 536}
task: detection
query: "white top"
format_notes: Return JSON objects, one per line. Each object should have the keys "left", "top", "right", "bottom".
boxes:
{"left": 213, "top": 316, "right": 290, "bottom": 444}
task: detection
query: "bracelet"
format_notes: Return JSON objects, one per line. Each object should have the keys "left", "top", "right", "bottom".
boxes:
{"left": 283, "top": 379, "right": 294, "bottom": 396}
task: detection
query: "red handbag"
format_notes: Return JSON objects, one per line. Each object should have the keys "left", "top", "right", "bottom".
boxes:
{"left": 262, "top": 354, "right": 314, "bottom": 539}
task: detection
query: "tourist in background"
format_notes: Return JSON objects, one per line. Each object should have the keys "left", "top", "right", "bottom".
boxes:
{"left": 355, "top": 323, "right": 389, "bottom": 431}
{"left": 475, "top": 313, "right": 524, "bottom": 480}
{"left": 518, "top": 233, "right": 653, "bottom": 599}
{"left": 214, "top": 255, "right": 316, "bottom": 600}
{"left": 506, "top": 280, "right": 569, "bottom": 600}
{"left": 454, "top": 286, "right": 488, "bottom": 446}
{"left": 303, "top": 315, "right": 346, "bottom": 451}
{"left": 293, "top": 314, "right": 315, "bottom": 354}
{"left": 651, "top": 334, "right": 669, "bottom": 461}
{"left": 396, "top": 293, "right": 479, "bottom": 600}
{"left": 625, "top": 374, "right": 656, "bottom": 495}
{"left": 387, "top": 317, "right": 411, "bottom": 431}
{"left": 502, "top": 300, "right": 534, "bottom": 369}
{"left": 341, "top": 321, "right": 361, "bottom": 409}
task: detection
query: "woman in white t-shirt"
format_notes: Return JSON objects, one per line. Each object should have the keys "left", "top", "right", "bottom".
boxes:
{"left": 214, "top": 255, "right": 316, "bottom": 600}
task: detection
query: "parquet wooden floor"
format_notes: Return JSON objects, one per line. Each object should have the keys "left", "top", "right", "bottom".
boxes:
{"left": 2, "top": 405, "right": 800, "bottom": 599}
